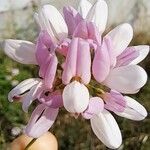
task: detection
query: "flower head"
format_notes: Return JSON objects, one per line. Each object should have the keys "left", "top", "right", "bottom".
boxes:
{"left": 3, "top": 0, "right": 149, "bottom": 149}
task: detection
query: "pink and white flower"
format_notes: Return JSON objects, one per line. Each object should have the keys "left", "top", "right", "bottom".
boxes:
{"left": 3, "top": 0, "right": 149, "bottom": 149}
{"left": 62, "top": 0, "right": 149, "bottom": 149}
{"left": 62, "top": 37, "right": 91, "bottom": 113}
{"left": 3, "top": 4, "right": 66, "bottom": 137}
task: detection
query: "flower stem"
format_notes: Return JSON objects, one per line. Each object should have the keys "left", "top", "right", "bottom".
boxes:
{"left": 87, "top": 84, "right": 105, "bottom": 94}
{"left": 24, "top": 138, "right": 37, "bottom": 150}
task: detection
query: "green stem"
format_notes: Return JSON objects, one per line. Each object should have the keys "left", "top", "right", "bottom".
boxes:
{"left": 87, "top": 84, "right": 105, "bottom": 94}
{"left": 24, "top": 138, "right": 37, "bottom": 150}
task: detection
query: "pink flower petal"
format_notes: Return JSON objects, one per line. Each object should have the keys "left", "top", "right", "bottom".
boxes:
{"left": 127, "top": 45, "right": 149, "bottom": 65}
{"left": 63, "top": 6, "right": 83, "bottom": 36}
{"left": 82, "top": 97, "right": 104, "bottom": 119}
{"left": 62, "top": 38, "right": 91, "bottom": 84}
{"left": 25, "top": 104, "right": 59, "bottom": 138}
{"left": 76, "top": 38, "right": 91, "bottom": 84}
{"left": 39, "top": 90, "right": 63, "bottom": 108}
{"left": 8, "top": 78, "right": 41, "bottom": 102}
{"left": 116, "top": 47, "right": 139, "bottom": 67}
{"left": 73, "top": 20, "right": 101, "bottom": 43}
{"left": 103, "top": 90, "right": 126, "bottom": 113}
{"left": 105, "top": 37, "right": 116, "bottom": 67}
{"left": 36, "top": 31, "right": 54, "bottom": 66}
{"left": 22, "top": 81, "right": 43, "bottom": 112}
{"left": 62, "top": 38, "right": 78, "bottom": 84}
{"left": 56, "top": 38, "right": 71, "bottom": 56}
{"left": 44, "top": 54, "right": 58, "bottom": 89}
{"left": 92, "top": 38, "right": 110, "bottom": 83}
{"left": 38, "top": 54, "right": 51, "bottom": 78}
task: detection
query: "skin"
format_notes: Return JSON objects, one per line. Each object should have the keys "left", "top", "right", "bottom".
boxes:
{"left": 10, "top": 132, "right": 58, "bottom": 150}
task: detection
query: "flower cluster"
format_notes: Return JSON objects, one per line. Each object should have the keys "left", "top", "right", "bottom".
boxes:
{"left": 4, "top": 0, "right": 149, "bottom": 149}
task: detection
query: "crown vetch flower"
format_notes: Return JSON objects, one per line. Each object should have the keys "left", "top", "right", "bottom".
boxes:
{"left": 62, "top": 1, "right": 149, "bottom": 147}
{"left": 3, "top": 0, "right": 149, "bottom": 149}
{"left": 8, "top": 78, "right": 42, "bottom": 111}
{"left": 4, "top": 6, "right": 66, "bottom": 137}
{"left": 25, "top": 104, "right": 59, "bottom": 138}
{"left": 62, "top": 37, "right": 91, "bottom": 113}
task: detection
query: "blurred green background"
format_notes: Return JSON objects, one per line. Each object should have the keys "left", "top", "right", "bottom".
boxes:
{"left": 0, "top": 0, "right": 150, "bottom": 149}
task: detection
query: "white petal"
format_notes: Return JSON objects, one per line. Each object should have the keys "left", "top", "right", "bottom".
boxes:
{"left": 130, "top": 45, "right": 149, "bottom": 65}
{"left": 91, "top": 109, "right": 122, "bottom": 149}
{"left": 63, "top": 81, "right": 89, "bottom": 113}
{"left": 104, "top": 65, "right": 147, "bottom": 94}
{"left": 41, "top": 5, "right": 68, "bottom": 41}
{"left": 78, "top": 0, "right": 92, "bottom": 19}
{"left": 115, "top": 96, "right": 147, "bottom": 121}
{"left": 8, "top": 78, "right": 41, "bottom": 102}
{"left": 106, "top": 23, "right": 133, "bottom": 56}
{"left": 36, "top": 11, "right": 57, "bottom": 42}
{"left": 4, "top": 39, "right": 37, "bottom": 64}
{"left": 22, "top": 81, "right": 43, "bottom": 112}
{"left": 86, "top": 0, "right": 108, "bottom": 34}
